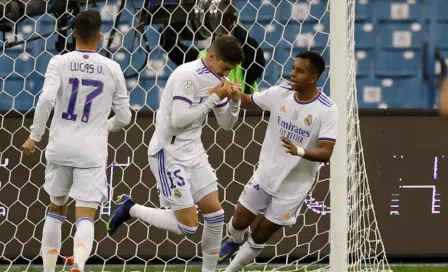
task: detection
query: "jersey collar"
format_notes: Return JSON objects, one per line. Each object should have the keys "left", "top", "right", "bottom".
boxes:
{"left": 294, "top": 91, "right": 321, "bottom": 105}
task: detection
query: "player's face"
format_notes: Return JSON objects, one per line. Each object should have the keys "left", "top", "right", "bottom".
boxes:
{"left": 290, "top": 58, "right": 319, "bottom": 91}
{"left": 209, "top": 54, "right": 237, "bottom": 77}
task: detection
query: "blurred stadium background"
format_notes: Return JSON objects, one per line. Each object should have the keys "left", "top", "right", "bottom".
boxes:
{"left": 1, "top": 0, "right": 448, "bottom": 271}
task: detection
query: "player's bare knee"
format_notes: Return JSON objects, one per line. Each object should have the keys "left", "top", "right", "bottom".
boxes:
{"left": 176, "top": 221, "right": 198, "bottom": 236}
{"left": 49, "top": 196, "right": 69, "bottom": 216}
{"left": 75, "top": 201, "right": 98, "bottom": 220}
{"left": 248, "top": 234, "right": 267, "bottom": 251}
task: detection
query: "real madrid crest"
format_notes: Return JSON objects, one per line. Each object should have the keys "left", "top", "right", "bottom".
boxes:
{"left": 304, "top": 114, "right": 313, "bottom": 126}
{"left": 292, "top": 110, "right": 299, "bottom": 121}
{"left": 174, "top": 189, "right": 182, "bottom": 198}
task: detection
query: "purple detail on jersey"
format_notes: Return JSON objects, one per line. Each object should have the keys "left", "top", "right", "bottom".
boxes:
{"left": 318, "top": 137, "right": 336, "bottom": 143}
{"left": 294, "top": 91, "right": 321, "bottom": 105}
{"left": 317, "top": 97, "right": 332, "bottom": 107}
{"left": 250, "top": 94, "right": 263, "bottom": 111}
{"left": 254, "top": 184, "right": 260, "bottom": 190}
{"left": 81, "top": 79, "right": 104, "bottom": 123}
{"left": 216, "top": 100, "right": 229, "bottom": 108}
{"left": 173, "top": 96, "right": 192, "bottom": 105}
{"left": 200, "top": 59, "right": 221, "bottom": 80}
{"left": 196, "top": 67, "right": 211, "bottom": 75}
{"left": 77, "top": 50, "right": 95, "bottom": 53}
{"left": 279, "top": 85, "right": 293, "bottom": 91}
{"left": 62, "top": 78, "right": 80, "bottom": 121}
{"left": 83, "top": 55, "right": 89, "bottom": 59}
{"left": 319, "top": 94, "right": 334, "bottom": 105}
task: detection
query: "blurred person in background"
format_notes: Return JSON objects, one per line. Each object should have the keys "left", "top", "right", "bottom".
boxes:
{"left": 159, "top": 0, "right": 265, "bottom": 94}
{"left": 440, "top": 79, "right": 448, "bottom": 116}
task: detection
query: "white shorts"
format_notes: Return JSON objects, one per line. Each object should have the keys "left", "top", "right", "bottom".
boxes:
{"left": 148, "top": 149, "right": 218, "bottom": 211}
{"left": 238, "top": 178, "right": 306, "bottom": 226}
{"left": 44, "top": 161, "right": 108, "bottom": 204}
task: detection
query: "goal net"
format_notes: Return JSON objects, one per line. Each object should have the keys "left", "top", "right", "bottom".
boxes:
{"left": 0, "top": 0, "right": 390, "bottom": 271}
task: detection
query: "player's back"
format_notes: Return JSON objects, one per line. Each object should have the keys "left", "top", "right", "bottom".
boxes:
{"left": 46, "top": 50, "right": 123, "bottom": 168}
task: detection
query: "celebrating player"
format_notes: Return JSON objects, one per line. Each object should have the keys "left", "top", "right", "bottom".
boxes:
{"left": 21, "top": 10, "right": 131, "bottom": 272}
{"left": 107, "top": 35, "right": 245, "bottom": 272}
{"left": 217, "top": 51, "right": 339, "bottom": 271}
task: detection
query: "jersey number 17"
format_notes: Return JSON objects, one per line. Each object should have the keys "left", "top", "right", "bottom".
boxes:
{"left": 62, "top": 78, "right": 104, "bottom": 123}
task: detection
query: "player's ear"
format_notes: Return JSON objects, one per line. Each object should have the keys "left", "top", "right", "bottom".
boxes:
{"left": 310, "top": 74, "right": 318, "bottom": 84}
{"left": 96, "top": 32, "right": 102, "bottom": 42}
{"left": 73, "top": 29, "right": 78, "bottom": 40}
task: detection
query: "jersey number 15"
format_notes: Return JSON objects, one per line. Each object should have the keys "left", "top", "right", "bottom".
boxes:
{"left": 62, "top": 78, "right": 104, "bottom": 123}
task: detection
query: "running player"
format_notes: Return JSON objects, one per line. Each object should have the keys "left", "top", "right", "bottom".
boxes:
{"left": 218, "top": 51, "right": 338, "bottom": 272}
{"left": 22, "top": 10, "right": 131, "bottom": 272}
{"left": 107, "top": 35, "right": 245, "bottom": 272}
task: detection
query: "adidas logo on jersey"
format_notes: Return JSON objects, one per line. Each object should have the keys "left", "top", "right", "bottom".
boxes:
{"left": 280, "top": 105, "right": 286, "bottom": 112}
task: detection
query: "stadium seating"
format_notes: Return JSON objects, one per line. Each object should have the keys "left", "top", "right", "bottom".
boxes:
{"left": 0, "top": 0, "right": 445, "bottom": 110}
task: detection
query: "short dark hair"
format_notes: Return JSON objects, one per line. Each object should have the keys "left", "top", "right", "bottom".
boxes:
{"left": 74, "top": 10, "right": 102, "bottom": 42}
{"left": 209, "top": 35, "right": 245, "bottom": 64}
{"left": 296, "top": 51, "right": 326, "bottom": 78}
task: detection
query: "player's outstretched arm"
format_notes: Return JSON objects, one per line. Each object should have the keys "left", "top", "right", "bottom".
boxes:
{"left": 439, "top": 79, "right": 448, "bottom": 116}
{"left": 213, "top": 80, "right": 242, "bottom": 130}
{"left": 171, "top": 76, "right": 228, "bottom": 130}
{"left": 23, "top": 56, "right": 62, "bottom": 155}
{"left": 108, "top": 67, "right": 132, "bottom": 132}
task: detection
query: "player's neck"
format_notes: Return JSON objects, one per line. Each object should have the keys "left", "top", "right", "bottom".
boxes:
{"left": 295, "top": 86, "right": 319, "bottom": 102}
{"left": 75, "top": 43, "right": 97, "bottom": 52}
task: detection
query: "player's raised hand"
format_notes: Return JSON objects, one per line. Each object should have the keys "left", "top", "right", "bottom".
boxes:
{"left": 228, "top": 77, "right": 241, "bottom": 103}
{"left": 22, "top": 138, "right": 36, "bottom": 156}
{"left": 213, "top": 78, "right": 231, "bottom": 100}
{"left": 281, "top": 136, "right": 298, "bottom": 156}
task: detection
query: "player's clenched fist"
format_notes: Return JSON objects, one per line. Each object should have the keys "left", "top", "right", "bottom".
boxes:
{"left": 22, "top": 138, "right": 36, "bottom": 156}
{"left": 228, "top": 78, "right": 242, "bottom": 103}
{"left": 212, "top": 78, "right": 232, "bottom": 100}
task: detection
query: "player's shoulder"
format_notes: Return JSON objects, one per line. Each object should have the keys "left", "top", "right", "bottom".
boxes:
{"left": 173, "top": 60, "right": 202, "bottom": 79}
{"left": 260, "top": 84, "right": 293, "bottom": 95}
{"left": 91, "top": 53, "right": 122, "bottom": 72}
{"left": 316, "top": 92, "right": 338, "bottom": 113}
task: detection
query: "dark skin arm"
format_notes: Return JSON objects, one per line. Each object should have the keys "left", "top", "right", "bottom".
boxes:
{"left": 281, "top": 137, "right": 335, "bottom": 163}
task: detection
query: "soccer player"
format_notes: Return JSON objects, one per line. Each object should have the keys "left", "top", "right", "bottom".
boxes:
{"left": 218, "top": 51, "right": 339, "bottom": 271}
{"left": 21, "top": 10, "right": 131, "bottom": 272}
{"left": 106, "top": 35, "right": 245, "bottom": 272}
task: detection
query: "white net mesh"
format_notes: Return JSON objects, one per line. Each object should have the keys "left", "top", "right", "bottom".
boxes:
{"left": 0, "top": 0, "right": 391, "bottom": 271}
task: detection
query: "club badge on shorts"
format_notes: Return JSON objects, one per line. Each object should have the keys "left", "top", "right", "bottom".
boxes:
{"left": 304, "top": 114, "right": 313, "bottom": 126}
{"left": 174, "top": 188, "right": 182, "bottom": 198}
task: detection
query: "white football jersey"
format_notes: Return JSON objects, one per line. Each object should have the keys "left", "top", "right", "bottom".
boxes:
{"left": 251, "top": 85, "right": 338, "bottom": 200}
{"left": 148, "top": 59, "right": 229, "bottom": 161}
{"left": 30, "top": 50, "right": 130, "bottom": 168}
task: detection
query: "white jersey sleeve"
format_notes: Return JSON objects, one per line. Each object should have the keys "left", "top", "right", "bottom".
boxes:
{"left": 317, "top": 107, "right": 338, "bottom": 143}
{"left": 107, "top": 63, "right": 131, "bottom": 132}
{"left": 250, "top": 87, "right": 277, "bottom": 111}
{"left": 30, "top": 56, "right": 62, "bottom": 142}
{"left": 212, "top": 97, "right": 241, "bottom": 130}
{"left": 171, "top": 70, "right": 221, "bottom": 129}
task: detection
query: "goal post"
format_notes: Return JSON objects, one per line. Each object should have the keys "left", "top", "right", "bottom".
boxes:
{"left": 329, "top": 0, "right": 348, "bottom": 271}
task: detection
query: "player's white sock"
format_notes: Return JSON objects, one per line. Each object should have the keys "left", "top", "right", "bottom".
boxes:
{"left": 228, "top": 216, "right": 246, "bottom": 243}
{"left": 130, "top": 204, "right": 197, "bottom": 235}
{"left": 73, "top": 218, "right": 94, "bottom": 271}
{"left": 41, "top": 212, "right": 65, "bottom": 272}
{"left": 224, "top": 235, "right": 265, "bottom": 272}
{"left": 201, "top": 209, "right": 225, "bottom": 272}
